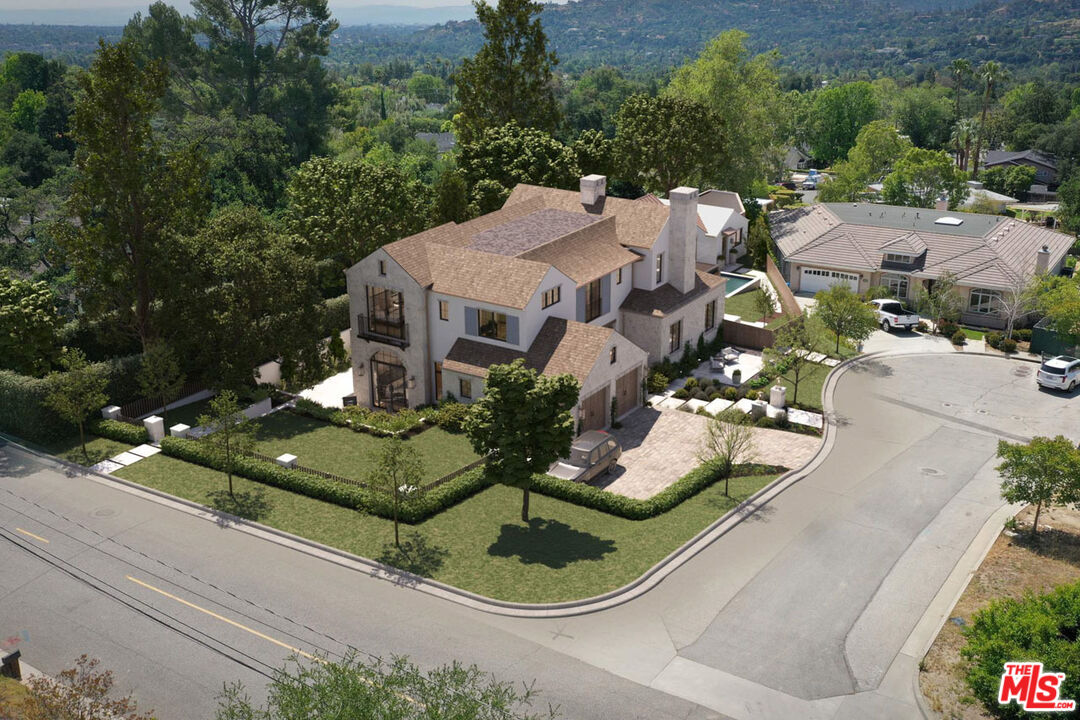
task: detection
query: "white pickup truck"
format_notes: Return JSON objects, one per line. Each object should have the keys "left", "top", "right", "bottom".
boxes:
{"left": 870, "top": 299, "right": 920, "bottom": 332}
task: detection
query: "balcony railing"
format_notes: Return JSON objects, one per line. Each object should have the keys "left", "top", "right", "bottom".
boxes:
{"left": 357, "top": 315, "right": 409, "bottom": 348}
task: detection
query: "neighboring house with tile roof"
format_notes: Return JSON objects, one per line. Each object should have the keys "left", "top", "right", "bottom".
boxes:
{"left": 984, "top": 149, "right": 1058, "bottom": 187}
{"left": 345, "top": 174, "right": 729, "bottom": 431}
{"left": 771, "top": 202, "right": 1072, "bottom": 329}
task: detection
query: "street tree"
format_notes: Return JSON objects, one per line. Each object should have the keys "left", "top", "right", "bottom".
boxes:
{"left": 44, "top": 348, "right": 108, "bottom": 463}
{"left": 767, "top": 316, "right": 820, "bottom": 405}
{"left": 368, "top": 438, "right": 425, "bottom": 548}
{"left": 813, "top": 284, "right": 877, "bottom": 354}
{"left": 0, "top": 269, "right": 61, "bottom": 376}
{"left": 196, "top": 390, "right": 257, "bottom": 499}
{"left": 613, "top": 93, "right": 721, "bottom": 195}
{"left": 698, "top": 410, "right": 756, "bottom": 496}
{"left": 136, "top": 340, "right": 185, "bottom": 427}
{"left": 882, "top": 147, "right": 969, "bottom": 209}
{"left": 454, "top": 0, "right": 561, "bottom": 145}
{"left": 914, "top": 270, "right": 965, "bottom": 328}
{"left": 997, "top": 436, "right": 1080, "bottom": 537}
{"left": 63, "top": 40, "right": 207, "bottom": 351}
{"left": 464, "top": 359, "right": 578, "bottom": 522}
{"left": 286, "top": 156, "right": 427, "bottom": 266}
{"left": 666, "top": 29, "right": 784, "bottom": 195}
{"left": 214, "top": 650, "right": 558, "bottom": 720}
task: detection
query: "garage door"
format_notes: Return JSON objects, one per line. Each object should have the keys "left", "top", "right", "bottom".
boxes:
{"left": 580, "top": 387, "right": 609, "bottom": 432}
{"left": 800, "top": 267, "right": 860, "bottom": 294}
{"left": 614, "top": 367, "right": 640, "bottom": 418}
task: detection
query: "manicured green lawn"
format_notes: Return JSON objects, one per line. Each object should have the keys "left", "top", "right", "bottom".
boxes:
{"left": 805, "top": 313, "right": 859, "bottom": 359}
{"left": 115, "top": 454, "right": 777, "bottom": 603}
{"left": 725, "top": 288, "right": 774, "bottom": 324}
{"left": 42, "top": 434, "right": 133, "bottom": 466}
{"left": 961, "top": 326, "right": 986, "bottom": 341}
{"left": 772, "top": 361, "right": 830, "bottom": 412}
{"left": 251, "top": 412, "right": 479, "bottom": 483}
{"left": 157, "top": 396, "right": 216, "bottom": 429}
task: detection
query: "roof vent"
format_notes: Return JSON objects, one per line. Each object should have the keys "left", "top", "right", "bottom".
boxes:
{"left": 935, "top": 216, "right": 964, "bottom": 226}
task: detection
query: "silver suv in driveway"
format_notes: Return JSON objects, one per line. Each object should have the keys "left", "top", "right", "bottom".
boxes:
{"left": 1037, "top": 355, "right": 1080, "bottom": 391}
{"left": 548, "top": 431, "right": 622, "bottom": 483}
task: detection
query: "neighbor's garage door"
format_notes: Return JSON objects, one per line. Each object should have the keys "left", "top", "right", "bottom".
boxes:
{"left": 614, "top": 367, "right": 640, "bottom": 418}
{"left": 800, "top": 267, "right": 860, "bottom": 294}
{"left": 580, "top": 387, "right": 609, "bottom": 432}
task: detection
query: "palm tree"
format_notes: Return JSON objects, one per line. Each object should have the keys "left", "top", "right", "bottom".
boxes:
{"left": 949, "top": 59, "right": 972, "bottom": 163}
{"left": 950, "top": 118, "right": 977, "bottom": 171}
{"left": 971, "top": 61, "right": 1007, "bottom": 181}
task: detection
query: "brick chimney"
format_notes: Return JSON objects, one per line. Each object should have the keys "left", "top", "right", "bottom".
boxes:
{"left": 934, "top": 195, "right": 949, "bottom": 211}
{"left": 1035, "top": 244, "right": 1051, "bottom": 275}
{"left": 580, "top": 174, "right": 606, "bottom": 206}
{"left": 667, "top": 187, "right": 699, "bottom": 294}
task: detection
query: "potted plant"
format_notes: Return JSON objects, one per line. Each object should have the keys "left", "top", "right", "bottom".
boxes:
{"left": 732, "top": 368, "right": 742, "bottom": 385}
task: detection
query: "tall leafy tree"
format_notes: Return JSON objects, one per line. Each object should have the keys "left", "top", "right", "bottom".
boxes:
{"left": 948, "top": 58, "right": 972, "bottom": 122}
{"left": 666, "top": 30, "right": 784, "bottom": 195}
{"left": 971, "top": 61, "right": 1007, "bottom": 181}
{"left": 62, "top": 40, "right": 207, "bottom": 352}
{"left": 613, "top": 94, "right": 721, "bottom": 195}
{"left": 137, "top": 340, "right": 186, "bottom": 426}
{"left": 1036, "top": 276, "right": 1080, "bottom": 348}
{"left": 882, "top": 147, "right": 969, "bottom": 209}
{"left": 454, "top": 0, "right": 561, "bottom": 144}
{"left": 997, "top": 436, "right": 1080, "bottom": 537}
{"left": 464, "top": 359, "right": 578, "bottom": 522}
{"left": 168, "top": 206, "right": 323, "bottom": 390}
{"left": 819, "top": 121, "right": 911, "bottom": 202}
{"left": 458, "top": 121, "right": 578, "bottom": 209}
{"left": 44, "top": 348, "right": 108, "bottom": 463}
{"left": 812, "top": 285, "right": 877, "bottom": 354}
{"left": 807, "top": 81, "right": 879, "bottom": 166}
{"left": 1058, "top": 171, "right": 1080, "bottom": 236}
{"left": 430, "top": 168, "right": 472, "bottom": 225}
{"left": 0, "top": 269, "right": 61, "bottom": 375}
{"left": 286, "top": 156, "right": 428, "bottom": 265}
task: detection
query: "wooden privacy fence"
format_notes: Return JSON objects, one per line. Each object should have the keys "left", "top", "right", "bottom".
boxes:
{"left": 766, "top": 255, "right": 802, "bottom": 320}
{"left": 722, "top": 318, "right": 776, "bottom": 351}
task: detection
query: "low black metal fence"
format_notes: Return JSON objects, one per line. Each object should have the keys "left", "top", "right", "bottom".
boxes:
{"left": 121, "top": 379, "right": 207, "bottom": 420}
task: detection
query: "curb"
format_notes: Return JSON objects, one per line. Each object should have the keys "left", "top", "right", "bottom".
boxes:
{"left": 0, "top": 349, "right": 1018, "bottom": 618}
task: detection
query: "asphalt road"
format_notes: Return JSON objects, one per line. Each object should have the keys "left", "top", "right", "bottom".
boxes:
{"left": 2, "top": 352, "right": 1077, "bottom": 719}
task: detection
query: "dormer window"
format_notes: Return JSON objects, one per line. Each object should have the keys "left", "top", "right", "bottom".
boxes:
{"left": 884, "top": 253, "right": 912, "bottom": 264}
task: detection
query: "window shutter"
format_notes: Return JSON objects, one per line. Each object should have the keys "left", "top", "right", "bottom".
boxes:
{"left": 576, "top": 286, "right": 587, "bottom": 322}
{"left": 601, "top": 274, "right": 611, "bottom": 315}
{"left": 464, "top": 307, "right": 478, "bottom": 336}
{"left": 506, "top": 315, "right": 519, "bottom": 345}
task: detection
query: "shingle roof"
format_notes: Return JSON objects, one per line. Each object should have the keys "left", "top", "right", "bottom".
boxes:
{"left": 442, "top": 318, "right": 613, "bottom": 384}
{"left": 427, "top": 244, "right": 551, "bottom": 309}
{"left": 505, "top": 184, "right": 670, "bottom": 249}
{"left": 518, "top": 215, "right": 640, "bottom": 287}
{"left": 772, "top": 202, "right": 1073, "bottom": 290}
{"left": 469, "top": 208, "right": 601, "bottom": 256}
{"left": 621, "top": 271, "right": 725, "bottom": 317}
{"left": 985, "top": 149, "right": 1057, "bottom": 170}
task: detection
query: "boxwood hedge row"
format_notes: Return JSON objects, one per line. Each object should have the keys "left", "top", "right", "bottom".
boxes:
{"left": 87, "top": 418, "right": 150, "bottom": 445}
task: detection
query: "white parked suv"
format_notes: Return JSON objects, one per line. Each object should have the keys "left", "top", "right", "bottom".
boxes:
{"left": 869, "top": 299, "right": 920, "bottom": 332}
{"left": 1036, "top": 356, "right": 1080, "bottom": 392}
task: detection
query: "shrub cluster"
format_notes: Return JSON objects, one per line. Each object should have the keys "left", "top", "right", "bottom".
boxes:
{"left": 290, "top": 398, "right": 429, "bottom": 437}
{"left": 424, "top": 399, "right": 471, "bottom": 433}
{"left": 87, "top": 418, "right": 150, "bottom": 445}
{"left": 938, "top": 320, "right": 960, "bottom": 338}
{"left": 532, "top": 462, "right": 787, "bottom": 520}
{"left": 962, "top": 579, "right": 1080, "bottom": 720}
{"left": 951, "top": 330, "right": 967, "bottom": 345}
{"left": 159, "top": 436, "right": 493, "bottom": 523}
{"left": 319, "top": 293, "right": 351, "bottom": 337}
{"left": 986, "top": 332, "right": 1023, "bottom": 353}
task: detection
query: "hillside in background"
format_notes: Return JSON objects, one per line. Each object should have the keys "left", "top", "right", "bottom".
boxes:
{"left": 332, "top": 0, "right": 1080, "bottom": 77}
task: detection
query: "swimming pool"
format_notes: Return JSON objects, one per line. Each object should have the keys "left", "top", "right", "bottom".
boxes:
{"left": 719, "top": 271, "right": 759, "bottom": 297}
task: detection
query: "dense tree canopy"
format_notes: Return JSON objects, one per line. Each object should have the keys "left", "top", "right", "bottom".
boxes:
{"left": 882, "top": 147, "right": 969, "bottom": 209}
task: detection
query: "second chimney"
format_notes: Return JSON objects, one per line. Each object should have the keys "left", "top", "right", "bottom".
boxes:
{"left": 1035, "top": 244, "right": 1051, "bottom": 275}
{"left": 668, "top": 187, "right": 699, "bottom": 295}
{"left": 580, "top": 174, "right": 607, "bottom": 206}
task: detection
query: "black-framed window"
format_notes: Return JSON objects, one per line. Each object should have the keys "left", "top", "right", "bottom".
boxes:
{"left": 610, "top": 346, "right": 617, "bottom": 364}
{"left": 478, "top": 309, "right": 507, "bottom": 341}
{"left": 371, "top": 351, "right": 407, "bottom": 411}
{"left": 439, "top": 300, "right": 449, "bottom": 321}
{"left": 366, "top": 285, "right": 405, "bottom": 339}
{"left": 655, "top": 253, "right": 664, "bottom": 284}
{"left": 378, "top": 260, "right": 386, "bottom": 276}
{"left": 459, "top": 378, "right": 473, "bottom": 399}
{"left": 616, "top": 267, "right": 623, "bottom": 285}
{"left": 705, "top": 299, "right": 716, "bottom": 331}
{"left": 669, "top": 320, "right": 682, "bottom": 353}
{"left": 542, "top": 286, "right": 561, "bottom": 309}
{"left": 584, "top": 279, "right": 603, "bottom": 322}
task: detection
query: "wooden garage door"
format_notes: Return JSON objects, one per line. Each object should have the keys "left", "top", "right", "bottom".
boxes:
{"left": 615, "top": 367, "right": 640, "bottom": 418}
{"left": 580, "top": 387, "right": 608, "bottom": 432}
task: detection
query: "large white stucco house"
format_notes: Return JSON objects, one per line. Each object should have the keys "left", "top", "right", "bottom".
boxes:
{"left": 345, "top": 175, "right": 740, "bottom": 432}
{"left": 771, "top": 202, "right": 1073, "bottom": 329}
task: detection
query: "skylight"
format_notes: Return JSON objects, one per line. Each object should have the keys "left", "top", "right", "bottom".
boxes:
{"left": 935, "top": 216, "right": 964, "bottom": 226}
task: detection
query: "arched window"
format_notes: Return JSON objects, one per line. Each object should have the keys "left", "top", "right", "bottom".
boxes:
{"left": 370, "top": 351, "right": 407, "bottom": 411}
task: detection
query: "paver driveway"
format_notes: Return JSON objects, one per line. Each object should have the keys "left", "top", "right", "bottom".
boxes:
{"left": 604, "top": 406, "right": 822, "bottom": 499}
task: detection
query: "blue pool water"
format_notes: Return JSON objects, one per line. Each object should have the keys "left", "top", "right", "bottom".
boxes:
{"left": 719, "top": 272, "right": 757, "bottom": 296}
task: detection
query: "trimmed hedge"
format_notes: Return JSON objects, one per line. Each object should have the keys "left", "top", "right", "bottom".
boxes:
{"left": 532, "top": 462, "right": 787, "bottom": 520}
{"left": 87, "top": 418, "right": 149, "bottom": 445}
{"left": 159, "top": 436, "right": 494, "bottom": 523}
{"left": 0, "top": 355, "right": 144, "bottom": 443}
{"left": 290, "top": 398, "right": 430, "bottom": 437}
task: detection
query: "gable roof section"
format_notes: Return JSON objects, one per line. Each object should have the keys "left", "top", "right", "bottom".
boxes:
{"left": 469, "top": 208, "right": 601, "bottom": 256}
{"left": 621, "top": 271, "right": 725, "bottom": 317}
{"left": 427, "top": 244, "right": 551, "bottom": 309}
{"left": 879, "top": 232, "right": 928, "bottom": 256}
{"left": 506, "top": 184, "right": 670, "bottom": 249}
{"left": 442, "top": 317, "right": 613, "bottom": 384}
{"left": 985, "top": 149, "right": 1057, "bottom": 171}
{"left": 519, "top": 215, "right": 641, "bottom": 286}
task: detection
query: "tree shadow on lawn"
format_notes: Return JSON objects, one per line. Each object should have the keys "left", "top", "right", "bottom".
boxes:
{"left": 487, "top": 517, "right": 617, "bottom": 569}
{"left": 206, "top": 487, "right": 273, "bottom": 526}
{"left": 373, "top": 533, "right": 451, "bottom": 587}
{"left": 252, "top": 413, "right": 328, "bottom": 443}
{"left": 1008, "top": 526, "right": 1080, "bottom": 568}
